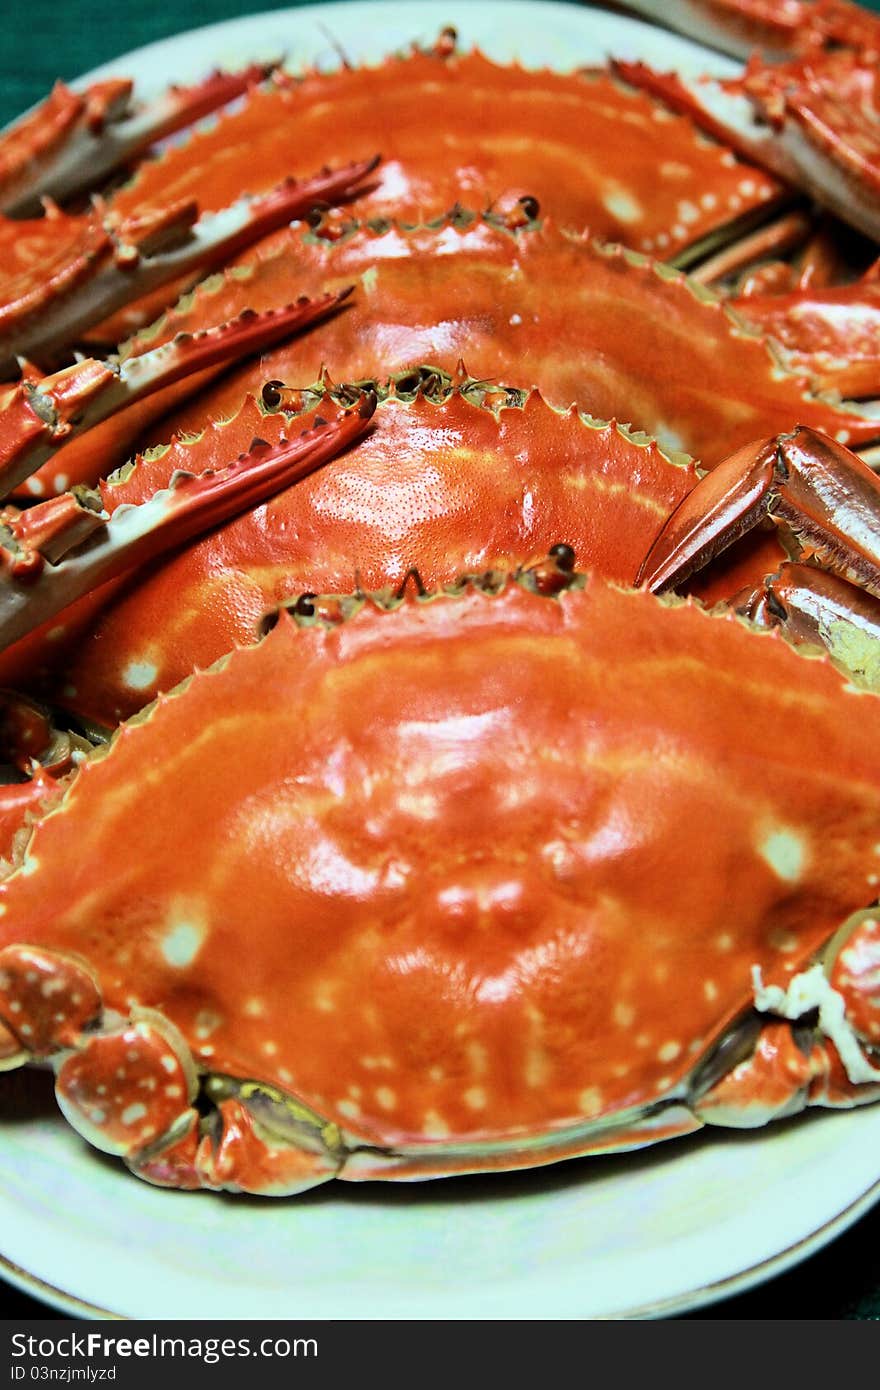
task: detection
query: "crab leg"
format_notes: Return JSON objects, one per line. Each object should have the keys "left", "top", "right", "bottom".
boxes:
{"left": 731, "top": 560, "right": 880, "bottom": 662}
{"left": 613, "top": 50, "right": 880, "bottom": 241}
{"left": 0, "top": 154, "right": 377, "bottom": 371}
{"left": 0, "top": 65, "right": 277, "bottom": 216}
{"left": 0, "top": 391, "right": 375, "bottom": 652}
{"left": 618, "top": 0, "right": 880, "bottom": 62}
{"left": 0, "top": 291, "right": 351, "bottom": 495}
{"left": 730, "top": 266, "right": 880, "bottom": 398}
{"left": 637, "top": 426, "right": 880, "bottom": 597}
{"left": 694, "top": 904, "right": 880, "bottom": 1126}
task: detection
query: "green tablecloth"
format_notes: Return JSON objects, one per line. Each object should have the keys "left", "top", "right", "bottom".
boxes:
{"left": 1, "top": 0, "right": 880, "bottom": 1322}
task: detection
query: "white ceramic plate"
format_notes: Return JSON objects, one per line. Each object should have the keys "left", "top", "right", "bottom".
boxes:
{"left": 4, "top": 1066, "right": 880, "bottom": 1320}
{"left": 1, "top": 0, "right": 878, "bottom": 1321}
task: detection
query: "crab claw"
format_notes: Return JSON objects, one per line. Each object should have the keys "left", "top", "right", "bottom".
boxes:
{"left": 0, "top": 64, "right": 280, "bottom": 216}
{"left": 0, "top": 945, "right": 102, "bottom": 1058}
{"left": 613, "top": 42, "right": 880, "bottom": 241}
{"left": 0, "top": 390, "right": 377, "bottom": 651}
{"left": 55, "top": 1015, "right": 198, "bottom": 1158}
{"left": 693, "top": 1020, "right": 817, "bottom": 1128}
{"left": 727, "top": 561, "right": 880, "bottom": 688}
{"left": 0, "top": 155, "right": 378, "bottom": 371}
{"left": 0, "top": 291, "right": 351, "bottom": 495}
{"left": 637, "top": 426, "right": 880, "bottom": 599}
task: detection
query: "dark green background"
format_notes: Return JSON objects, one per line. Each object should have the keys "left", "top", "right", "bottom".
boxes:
{"left": 2, "top": 0, "right": 880, "bottom": 1322}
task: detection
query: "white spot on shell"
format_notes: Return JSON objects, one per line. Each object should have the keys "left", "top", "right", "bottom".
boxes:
{"left": 160, "top": 918, "right": 205, "bottom": 969}
{"left": 312, "top": 983, "right": 336, "bottom": 1014}
{"left": 464, "top": 1086, "right": 486, "bottom": 1110}
{"left": 602, "top": 187, "right": 643, "bottom": 224}
{"left": 759, "top": 827, "right": 806, "bottom": 883}
{"left": 121, "top": 1103, "right": 147, "bottom": 1126}
{"left": 657, "top": 1040, "right": 681, "bottom": 1063}
{"left": 422, "top": 1110, "right": 450, "bottom": 1138}
{"left": 361, "top": 1054, "right": 393, "bottom": 1070}
{"left": 194, "top": 1009, "right": 223, "bottom": 1039}
{"left": 337, "top": 1099, "right": 361, "bottom": 1119}
{"left": 123, "top": 660, "right": 159, "bottom": 691}
{"left": 578, "top": 1087, "right": 603, "bottom": 1117}
{"left": 375, "top": 1086, "right": 397, "bottom": 1111}
{"left": 53, "top": 474, "right": 69, "bottom": 492}
{"left": 613, "top": 1002, "right": 635, "bottom": 1028}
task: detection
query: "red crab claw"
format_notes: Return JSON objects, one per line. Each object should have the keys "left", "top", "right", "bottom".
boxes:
{"left": 0, "top": 64, "right": 279, "bottom": 216}
{"left": 612, "top": 43, "right": 880, "bottom": 241}
{"left": 0, "top": 291, "right": 351, "bottom": 497}
{"left": 0, "top": 688, "right": 88, "bottom": 774}
{"left": 0, "top": 946, "right": 103, "bottom": 1068}
{"left": 636, "top": 426, "right": 880, "bottom": 600}
{"left": 0, "top": 390, "right": 376, "bottom": 652}
{"left": 54, "top": 1015, "right": 199, "bottom": 1158}
{"left": 696, "top": 905, "right": 880, "bottom": 1125}
{"left": 135, "top": 1089, "right": 342, "bottom": 1195}
{"left": 0, "top": 685, "right": 94, "bottom": 863}
{"left": 0, "top": 154, "right": 378, "bottom": 371}
{"left": 730, "top": 562, "right": 880, "bottom": 682}
{"left": 616, "top": 0, "right": 880, "bottom": 62}
{"left": 729, "top": 259, "right": 880, "bottom": 399}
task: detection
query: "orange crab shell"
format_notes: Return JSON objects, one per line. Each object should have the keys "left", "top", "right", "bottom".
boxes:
{"left": 39, "top": 213, "right": 880, "bottom": 504}
{"left": 125, "top": 216, "right": 880, "bottom": 469}
{"left": 0, "top": 384, "right": 699, "bottom": 725}
{"left": 3, "top": 573, "right": 880, "bottom": 1189}
{"left": 106, "top": 49, "right": 782, "bottom": 261}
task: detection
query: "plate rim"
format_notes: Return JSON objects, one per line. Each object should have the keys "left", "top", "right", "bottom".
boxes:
{"left": 4, "top": 1161, "right": 880, "bottom": 1321}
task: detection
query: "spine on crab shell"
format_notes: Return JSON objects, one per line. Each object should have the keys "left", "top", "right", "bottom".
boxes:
{"left": 0, "top": 290, "right": 353, "bottom": 497}
{"left": 0, "top": 62, "right": 281, "bottom": 217}
{"left": 0, "top": 154, "right": 379, "bottom": 370}
{"left": 0, "top": 390, "right": 377, "bottom": 652}
{"left": 268, "top": 543, "right": 585, "bottom": 635}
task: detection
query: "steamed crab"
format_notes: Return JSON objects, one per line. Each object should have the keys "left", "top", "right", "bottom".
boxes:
{"left": 3, "top": 557, "right": 880, "bottom": 1192}
{"left": 3, "top": 0, "right": 880, "bottom": 1195}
